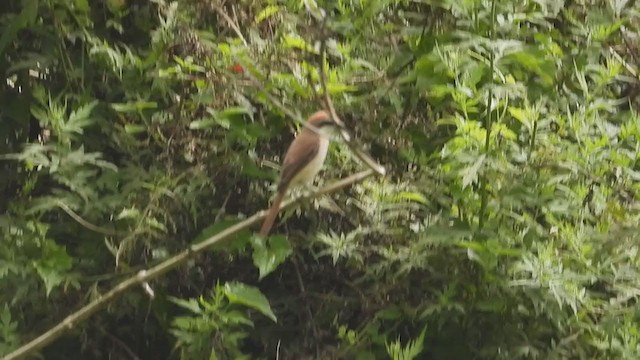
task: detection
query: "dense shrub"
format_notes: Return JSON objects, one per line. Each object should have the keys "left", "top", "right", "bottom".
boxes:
{"left": 2, "top": 0, "right": 640, "bottom": 359}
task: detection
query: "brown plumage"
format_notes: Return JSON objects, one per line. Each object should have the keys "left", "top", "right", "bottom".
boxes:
{"left": 259, "top": 110, "right": 336, "bottom": 237}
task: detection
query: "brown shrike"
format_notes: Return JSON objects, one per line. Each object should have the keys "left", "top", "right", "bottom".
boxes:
{"left": 259, "top": 110, "right": 338, "bottom": 237}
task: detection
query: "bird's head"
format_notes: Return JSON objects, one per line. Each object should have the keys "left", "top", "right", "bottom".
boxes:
{"left": 305, "top": 110, "right": 341, "bottom": 137}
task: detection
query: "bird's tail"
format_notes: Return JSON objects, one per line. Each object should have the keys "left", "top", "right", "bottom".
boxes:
{"left": 259, "top": 190, "right": 286, "bottom": 237}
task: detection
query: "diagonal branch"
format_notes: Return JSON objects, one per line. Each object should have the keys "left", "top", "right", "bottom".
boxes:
{"left": 211, "top": 2, "right": 248, "bottom": 46}
{"left": 3, "top": 170, "right": 375, "bottom": 360}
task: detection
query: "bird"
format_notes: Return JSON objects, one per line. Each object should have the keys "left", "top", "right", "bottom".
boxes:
{"left": 259, "top": 110, "right": 338, "bottom": 237}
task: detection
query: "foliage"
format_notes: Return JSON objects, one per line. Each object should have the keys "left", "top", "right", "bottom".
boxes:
{"left": 169, "top": 282, "right": 276, "bottom": 360}
{"left": 2, "top": 0, "right": 640, "bottom": 359}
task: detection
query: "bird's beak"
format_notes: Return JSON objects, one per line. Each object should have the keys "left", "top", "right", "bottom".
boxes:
{"left": 339, "top": 126, "right": 351, "bottom": 142}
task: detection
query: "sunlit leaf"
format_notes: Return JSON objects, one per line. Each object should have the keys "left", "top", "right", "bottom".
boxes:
{"left": 397, "top": 191, "right": 428, "bottom": 204}
{"left": 189, "top": 118, "right": 217, "bottom": 129}
{"left": 460, "top": 154, "right": 485, "bottom": 189}
{"left": 255, "top": 5, "right": 280, "bottom": 23}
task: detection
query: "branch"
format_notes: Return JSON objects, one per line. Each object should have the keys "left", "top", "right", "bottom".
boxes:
{"left": 211, "top": 2, "right": 248, "bottom": 46}
{"left": 315, "top": 11, "right": 386, "bottom": 176}
{"left": 609, "top": 45, "right": 638, "bottom": 78}
{"left": 56, "top": 200, "right": 121, "bottom": 236}
{"left": 2, "top": 169, "right": 375, "bottom": 360}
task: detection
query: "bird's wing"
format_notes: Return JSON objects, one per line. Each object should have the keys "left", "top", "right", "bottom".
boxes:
{"left": 277, "top": 130, "right": 319, "bottom": 191}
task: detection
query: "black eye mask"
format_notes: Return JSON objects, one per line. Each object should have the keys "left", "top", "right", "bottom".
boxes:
{"left": 315, "top": 119, "right": 336, "bottom": 128}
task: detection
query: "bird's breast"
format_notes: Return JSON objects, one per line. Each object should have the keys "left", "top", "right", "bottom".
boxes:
{"left": 290, "top": 137, "right": 329, "bottom": 186}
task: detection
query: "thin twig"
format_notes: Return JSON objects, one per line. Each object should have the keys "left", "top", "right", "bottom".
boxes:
{"left": 3, "top": 169, "right": 375, "bottom": 360}
{"left": 214, "top": 192, "right": 232, "bottom": 224}
{"left": 303, "top": 0, "right": 325, "bottom": 22}
{"left": 609, "top": 46, "right": 638, "bottom": 78}
{"left": 620, "top": 27, "right": 639, "bottom": 68}
{"left": 211, "top": 2, "right": 248, "bottom": 46}
{"left": 56, "top": 201, "right": 121, "bottom": 236}
{"left": 315, "top": 15, "right": 386, "bottom": 176}
{"left": 98, "top": 326, "right": 142, "bottom": 360}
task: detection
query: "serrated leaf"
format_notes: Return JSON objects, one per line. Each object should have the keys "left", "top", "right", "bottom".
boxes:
{"left": 252, "top": 235, "right": 291, "bottom": 280}
{"left": 33, "top": 240, "right": 73, "bottom": 296}
{"left": 460, "top": 154, "right": 485, "bottom": 189}
{"left": 69, "top": 100, "right": 98, "bottom": 125}
{"left": 146, "top": 217, "right": 167, "bottom": 232}
{"left": 0, "top": 260, "right": 19, "bottom": 279}
{"left": 116, "top": 207, "right": 141, "bottom": 220}
{"left": 223, "top": 309, "right": 254, "bottom": 327}
{"left": 168, "top": 297, "right": 203, "bottom": 315}
{"left": 65, "top": 100, "right": 98, "bottom": 134}
{"left": 30, "top": 106, "right": 49, "bottom": 125}
{"left": 223, "top": 282, "right": 277, "bottom": 322}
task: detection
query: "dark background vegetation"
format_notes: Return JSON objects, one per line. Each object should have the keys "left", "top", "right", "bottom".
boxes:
{"left": 2, "top": 0, "right": 640, "bottom": 359}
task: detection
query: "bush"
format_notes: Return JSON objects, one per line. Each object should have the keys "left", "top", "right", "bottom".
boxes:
{"left": 2, "top": 0, "right": 640, "bottom": 359}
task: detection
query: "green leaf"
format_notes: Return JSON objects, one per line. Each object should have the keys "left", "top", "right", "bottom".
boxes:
{"left": 65, "top": 100, "right": 98, "bottom": 134}
{"left": 223, "top": 282, "right": 277, "bottom": 322}
{"left": 191, "top": 218, "right": 252, "bottom": 251}
{"left": 375, "top": 306, "right": 402, "bottom": 320}
{"left": 69, "top": 100, "right": 98, "bottom": 122}
{"left": 33, "top": 240, "right": 73, "bottom": 296}
{"left": 0, "top": 260, "right": 19, "bottom": 279}
{"left": 168, "top": 297, "right": 203, "bottom": 315}
{"left": 74, "top": 0, "right": 89, "bottom": 12}
{"left": 124, "top": 124, "right": 146, "bottom": 134}
{"left": 508, "top": 107, "right": 530, "bottom": 129}
{"left": 0, "top": 304, "right": 18, "bottom": 350}
{"left": 0, "top": 0, "right": 39, "bottom": 57}
{"left": 460, "top": 154, "right": 485, "bottom": 189}
{"left": 189, "top": 118, "right": 217, "bottom": 130}
{"left": 115, "top": 207, "right": 141, "bottom": 220}
{"left": 255, "top": 5, "right": 280, "bottom": 23}
{"left": 1, "top": 305, "right": 14, "bottom": 329}
{"left": 328, "top": 82, "right": 358, "bottom": 94}
{"left": 506, "top": 50, "right": 554, "bottom": 86}
{"left": 111, "top": 101, "right": 157, "bottom": 113}
{"left": 282, "top": 34, "right": 316, "bottom": 53}
{"left": 397, "top": 191, "right": 428, "bottom": 205}
{"left": 252, "top": 235, "right": 292, "bottom": 280}
{"left": 218, "top": 106, "right": 252, "bottom": 120}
